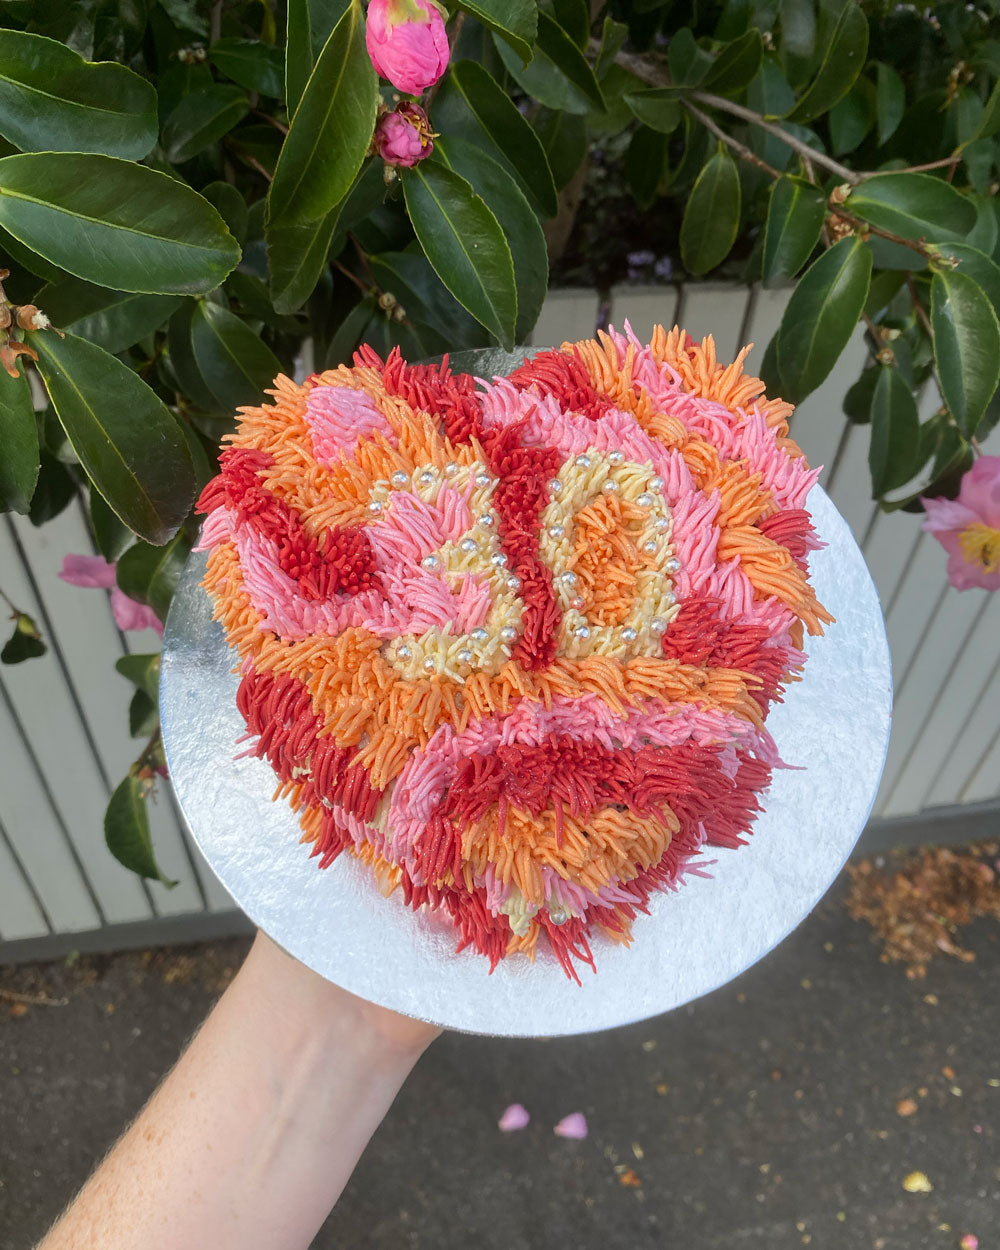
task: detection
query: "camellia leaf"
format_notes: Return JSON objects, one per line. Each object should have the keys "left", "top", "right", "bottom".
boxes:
{"left": 189, "top": 300, "right": 283, "bottom": 413}
{"left": 623, "top": 89, "right": 682, "bottom": 134}
{"left": 552, "top": 0, "right": 590, "bottom": 49}
{"left": 35, "top": 277, "right": 182, "bottom": 354}
{"left": 928, "top": 242, "right": 1000, "bottom": 318}
{"left": 868, "top": 364, "right": 920, "bottom": 496}
{"left": 27, "top": 450, "right": 76, "bottom": 527}
{"left": 0, "top": 364, "right": 38, "bottom": 514}
{"left": 777, "top": 236, "right": 872, "bottom": 402}
{"left": 1, "top": 612, "right": 46, "bottom": 664}
{"left": 286, "top": 0, "right": 350, "bottom": 114}
{"left": 210, "top": 37, "right": 284, "bottom": 97}
{"left": 128, "top": 689, "right": 158, "bottom": 738}
{"left": 434, "top": 138, "right": 548, "bottom": 342}
{"left": 785, "top": 1, "right": 868, "bottom": 124}
{"left": 457, "top": 0, "right": 537, "bottom": 62}
{"left": 365, "top": 252, "right": 484, "bottom": 350}
{"left": 842, "top": 366, "right": 878, "bottom": 424}
{"left": 533, "top": 108, "right": 587, "bottom": 190}
{"left": 534, "top": 12, "right": 605, "bottom": 110}
{"left": 746, "top": 58, "right": 796, "bottom": 171}
{"left": 200, "top": 181, "right": 249, "bottom": 247}
{"left": 493, "top": 17, "right": 602, "bottom": 115}
{"left": 702, "top": 28, "right": 763, "bottom": 97}
{"left": 116, "top": 652, "right": 161, "bottom": 703}
{"left": 436, "top": 61, "right": 559, "bottom": 220}
{"left": 116, "top": 531, "right": 192, "bottom": 621}
{"left": 844, "top": 172, "right": 978, "bottom": 245}
{"left": 875, "top": 61, "right": 905, "bottom": 144}
{"left": 762, "top": 175, "right": 826, "bottom": 286}
{"left": 680, "top": 148, "right": 741, "bottom": 276}
{"left": 31, "top": 330, "right": 196, "bottom": 545}
{"left": 0, "top": 153, "right": 240, "bottom": 295}
{"left": 973, "top": 73, "right": 1000, "bottom": 142}
{"left": 89, "top": 488, "right": 133, "bottom": 562}
{"left": 624, "top": 126, "right": 668, "bottom": 211}
{"left": 267, "top": 0, "right": 378, "bottom": 227}
{"left": 668, "top": 27, "right": 713, "bottom": 87}
{"left": 267, "top": 211, "right": 340, "bottom": 315}
{"left": 930, "top": 268, "right": 1000, "bottom": 437}
{"left": 0, "top": 28, "right": 158, "bottom": 158}
{"left": 161, "top": 84, "right": 250, "bottom": 164}
{"left": 401, "top": 161, "right": 517, "bottom": 350}
{"left": 105, "top": 774, "right": 176, "bottom": 887}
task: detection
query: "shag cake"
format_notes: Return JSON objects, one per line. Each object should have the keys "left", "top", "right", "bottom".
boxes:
{"left": 196, "top": 326, "right": 833, "bottom": 981}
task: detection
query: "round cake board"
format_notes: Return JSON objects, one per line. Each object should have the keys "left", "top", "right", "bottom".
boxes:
{"left": 161, "top": 483, "right": 891, "bottom": 1038}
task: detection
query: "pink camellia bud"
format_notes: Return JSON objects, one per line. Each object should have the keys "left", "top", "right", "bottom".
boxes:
{"left": 366, "top": 0, "right": 449, "bottom": 95}
{"left": 372, "top": 101, "right": 434, "bottom": 166}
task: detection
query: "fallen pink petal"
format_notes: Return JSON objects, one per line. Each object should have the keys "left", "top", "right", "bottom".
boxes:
{"left": 498, "top": 1103, "right": 530, "bottom": 1132}
{"left": 959, "top": 1236, "right": 978, "bottom": 1250}
{"left": 60, "top": 553, "right": 163, "bottom": 635}
{"left": 553, "top": 1112, "right": 588, "bottom": 1140}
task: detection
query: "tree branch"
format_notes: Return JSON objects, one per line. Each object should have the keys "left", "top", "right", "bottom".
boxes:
{"left": 679, "top": 97, "right": 784, "bottom": 180}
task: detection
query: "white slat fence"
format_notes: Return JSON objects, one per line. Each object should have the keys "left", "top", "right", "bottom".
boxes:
{"left": 1, "top": 282, "right": 997, "bottom": 958}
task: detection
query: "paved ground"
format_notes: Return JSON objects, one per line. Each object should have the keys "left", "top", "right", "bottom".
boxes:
{"left": 1, "top": 865, "right": 997, "bottom": 1250}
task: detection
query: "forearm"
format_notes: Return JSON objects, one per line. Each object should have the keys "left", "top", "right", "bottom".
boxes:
{"left": 40, "top": 933, "right": 436, "bottom": 1250}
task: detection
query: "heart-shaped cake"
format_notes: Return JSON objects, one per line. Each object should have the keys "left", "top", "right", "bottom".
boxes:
{"left": 196, "top": 325, "right": 832, "bottom": 981}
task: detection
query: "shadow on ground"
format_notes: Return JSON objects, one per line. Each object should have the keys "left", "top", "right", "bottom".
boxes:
{"left": 1, "top": 869, "right": 996, "bottom": 1250}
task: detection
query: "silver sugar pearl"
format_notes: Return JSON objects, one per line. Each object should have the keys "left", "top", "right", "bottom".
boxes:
{"left": 655, "top": 516, "right": 670, "bottom": 531}
{"left": 474, "top": 472, "right": 491, "bottom": 487}
{"left": 391, "top": 470, "right": 409, "bottom": 487}
{"left": 457, "top": 648, "right": 473, "bottom": 664}
{"left": 477, "top": 513, "right": 495, "bottom": 528}
{"left": 460, "top": 537, "right": 478, "bottom": 553}
{"left": 665, "top": 591, "right": 677, "bottom": 607}
{"left": 601, "top": 479, "right": 619, "bottom": 494}
{"left": 607, "top": 450, "right": 625, "bottom": 465}
{"left": 650, "top": 475, "right": 664, "bottom": 491}
{"left": 548, "top": 524, "right": 565, "bottom": 540}
{"left": 570, "top": 596, "right": 585, "bottom": 611}
{"left": 499, "top": 626, "right": 517, "bottom": 642}
{"left": 491, "top": 552, "right": 508, "bottom": 568}
{"left": 417, "top": 470, "right": 435, "bottom": 487}
{"left": 423, "top": 656, "right": 437, "bottom": 672}
{"left": 367, "top": 500, "right": 383, "bottom": 515}
{"left": 665, "top": 556, "right": 681, "bottom": 573}
{"left": 650, "top": 617, "right": 668, "bottom": 635}
{"left": 575, "top": 624, "right": 591, "bottom": 639}
{"left": 559, "top": 570, "right": 578, "bottom": 586}
{"left": 397, "top": 644, "right": 412, "bottom": 660}
{"left": 549, "top": 906, "right": 569, "bottom": 925}
{"left": 444, "top": 462, "right": 458, "bottom": 477}
{"left": 621, "top": 626, "right": 638, "bottom": 643}
{"left": 575, "top": 453, "right": 592, "bottom": 468}
{"left": 643, "top": 540, "right": 658, "bottom": 554}
{"left": 636, "top": 492, "right": 654, "bottom": 508}
{"left": 507, "top": 574, "right": 522, "bottom": 590}
{"left": 547, "top": 479, "right": 562, "bottom": 495}
{"left": 421, "top": 554, "right": 440, "bottom": 570}
{"left": 470, "top": 627, "right": 490, "bottom": 642}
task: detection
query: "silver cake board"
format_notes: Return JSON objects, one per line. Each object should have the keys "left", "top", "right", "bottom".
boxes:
{"left": 161, "top": 482, "right": 891, "bottom": 1039}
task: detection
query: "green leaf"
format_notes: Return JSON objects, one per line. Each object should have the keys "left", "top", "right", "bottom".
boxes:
{"left": 161, "top": 84, "right": 250, "bottom": 164}
{"left": 457, "top": 0, "right": 537, "bottom": 62}
{"left": 1, "top": 612, "right": 45, "bottom": 664}
{"left": 779, "top": 0, "right": 816, "bottom": 69}
{"left": 115, "top": 652, "right": 161, "bottom": 703}
{"left": 595, "top": 16, "right": 628, "bottom": 80}
{"left": 973, "top": 73, "right": 1000, "bottom": 142}
{"left": 864, "top": 268, "right": 905, "bottom": 319}
{"left": 117, "top": 531, "right": 191, "bottom": 621}
{"left": 624, "top": 126, "right": 668, "bottom": 211}
{"left": 702, "top": 28, "right": 763, "bottom": 97}
{"left": 0, "top": 29, "right": 157, "bottom": 158}
{"left": 533, "top": 108, "right": 587, "bottom": 190}
{"left": 31, "top": 330, "right": 196, "bottom": 545}
{"left": 868, "top": 365, "right": 920, "bottom": 495}
{"left": 365, "top": 252, "right": 485, "bottom": 350}
{"left": 200, "top": 182, "right": 249, "bottom": 247}
{"left": 105, "top": 774, "right": 176, "bottom": 887}
{"left": 680, "top": 148, "right": 741, "bottom": 276}
{"left": 552, "top": 0, "right": 590, "bottom": 48}
{"left": 842, "top": 366, "right": 877, "bottom": 423}
{"left": 0, "top": 153, "right": 240, "bottom": 295}
{"left": 623, "top": 89, "right": 682, "bottom": 134}
{"left": 875, "top": 62, "right": 905, "bottom": 144}
{"left": 128, "top": 688, "right": 159, "bottom": 738}
{"left": 828, "top": 77, "right": 875, "bottom": 155}
{"left": 668, "top": 28, "right": 713, "bottom": 87}
{"left": 762, "top": 174, "right": 826, "bottom": 286}
{"left": 211, "top": 37, "right": 284, "bottom": 97}
{"left": 0, "top": 364, "right": 38, "bottom": 514}
{"left": 36, "top": 277, "right": 182, "bottom": 354}
{"left": 189, "top": 301, "right": 283, "bottom": 413}
{"left": 435, "top": 138, "right": 548, "bottom": 342}
{"left": 324, "top": 295, "right": 378, "bottom": 368}
{"left": 931, "top": 269, "right": 1000, "bottom": 437}
{"left": 267, "top": 211, "right": 339, "bottom": 316}
{"left": 928, "top": 242, "right": 1000, "bottom": 318}
{"left": 286, "top": 0, "right": 350, "bottom": 115}
{"left": 400, "top": 161, "right": 517, "bottom": 349}
{"left": 167, "top": 301, "right": 219, "bottom": 412}
{"left": 89, "top": 488, "right": 133, "bottom": 562}
{"left": 845, "top": 173, "right": 978, "bottom": 247}
{"left": 786, "top": 2, "right": 868, "bottom": 124}
{"left": 27, "top": 450, "right": 76, "bottom": 526}
{"left": 777, "top": 236, "right": 872, "bottom": 402}
{"left": 746, "top": 58, "right": 796, "bottom": 170}
{"left": 267, "top": 1, "right": 377, "bottom": 227}
{"left": 493, "top": 19, "right": 601, "bottom": 115}
{"left": 437, "top": 61, "right": 559, "bottom": 220}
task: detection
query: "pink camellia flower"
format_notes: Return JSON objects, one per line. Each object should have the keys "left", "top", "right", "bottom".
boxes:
{"left": 59, "top": 554, "right": 163, "bottom": 635}
{"left": 366, "top": 0, "right": 448, "bottom": 95}
{"left": 921, "top": 455, "right": 1000, "bottom": 591}
{"left": 372, "top": 101, "right": 434, "bottom": 166}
